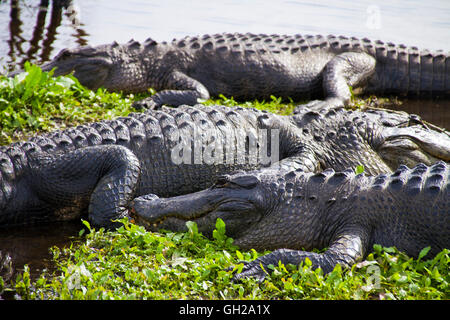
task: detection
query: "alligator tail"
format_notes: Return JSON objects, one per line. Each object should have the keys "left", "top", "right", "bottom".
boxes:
{"left": 300, "top": 35, "right": 449, "bottom": 97}
{"left": 362, "top": 39, "right": 449, "bottom": 96}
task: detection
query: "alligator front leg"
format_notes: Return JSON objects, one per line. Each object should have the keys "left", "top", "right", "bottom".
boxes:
{"left": 232, "top": 233, "right": 366, "bottom": 282}
{"left": 30, "top": 145, "right": 140, "bottom": 227}
{"left": 294, "top": 52, "right": 376, "bottom": 113}
{"left": 132, "top": 71, "right": 210, "bottom": 109}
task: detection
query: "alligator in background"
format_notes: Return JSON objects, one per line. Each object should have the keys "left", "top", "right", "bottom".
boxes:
{"left": 131, "top": 161, "right": 450, "bottom": 281}
{"left": 10, "top": 33, "right": 450, "bottom": 110}
{"left": 1, "top": 104, "right": 449, "bottom": 228}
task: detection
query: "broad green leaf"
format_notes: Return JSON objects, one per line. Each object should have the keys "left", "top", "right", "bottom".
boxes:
{"left": 418, "top": 246, "right": 431, "bottom": 261}
{"left": 236, "top": 250, "right": 244, "bottom": 261}
{"left": 355, "top": 165, "right": 365, "bottom": 175}
{"left": 186, "top": 220, "right": 198, "bottom": 236}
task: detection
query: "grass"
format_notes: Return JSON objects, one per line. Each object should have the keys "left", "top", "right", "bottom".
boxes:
{"left": 0, "top": 65, "right": 448, "bottom": 300}
{"left": 205, "top": 93, "right": 296, "bottom": 115}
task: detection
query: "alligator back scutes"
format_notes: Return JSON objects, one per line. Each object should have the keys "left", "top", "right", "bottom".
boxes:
{"left": 167, "top": 32, "right": 449, "bottom": 57}
{"left": 0, "top": 106, "right": 267, "bottom": 179}
{"left": 378, "top": 161, "right": 449, "bottom": 196}
{"left": 161, "top": 104, "right": 264, "bottom": 132}
{"left": 0, "top": 140, "right": 49, "bottom": 210}
{"left": 0, "top": 149, "right": 16, "bottom": 210}
{"left": 280, "top": 167, "right": 355, "bottom": 187}
{"left": 280, "top": 161, "right": 449, "bottom": 199}
{"left": 173, "top": 33, "right": 339, "bottom": 55}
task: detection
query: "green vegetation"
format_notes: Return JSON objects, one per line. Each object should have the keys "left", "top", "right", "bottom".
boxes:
{"left": 355, "top": 165, "right": 365, "bottom": 175}
{"left": 0, "top": 66, "right": 448, "bottom": 300}
{"left": 8, "top": 219, "right": 449, "bottom": 300}
{"left": 205, "top": 94, "right": 296, "bottom": 115}
{"left": 0, "top": 62, "right": 139, "bottom": 145}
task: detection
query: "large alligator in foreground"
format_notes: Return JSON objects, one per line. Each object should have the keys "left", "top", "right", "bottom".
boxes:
{"left": 131, "top": 161, "right": 450, "bottom": 281}
{"left": 11, "top": 33, "right": 450, "bottom": 110}
{"left": 0, "top": 104, "right": 449, "bottom": 227}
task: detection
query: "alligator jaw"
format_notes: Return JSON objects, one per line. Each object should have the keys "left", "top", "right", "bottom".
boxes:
{"left": 43, "top": 59, "right": 111, "bottom": 91}
{"left": 130, "top": 190, "right": 221, "bottom": 222}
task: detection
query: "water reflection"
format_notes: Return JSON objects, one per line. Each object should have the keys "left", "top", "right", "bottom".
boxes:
{"left": 392, "top": 100, "right": 450, "bottom": 130}
{"left": 4, "top": 0, "right": 88, "bottom": 71}
{"left": 2, "top": 0, "right": 450, "bottom": 72}
{"left": 0, "top": 221, "right": 83, "bottom": 282}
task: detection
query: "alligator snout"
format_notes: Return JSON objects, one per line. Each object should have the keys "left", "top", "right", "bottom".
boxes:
{"left": 130, "top": 188, "right": 224, "bottom": 232}
{"left": 130, "top": 174, "right": 264, "bottom": 236}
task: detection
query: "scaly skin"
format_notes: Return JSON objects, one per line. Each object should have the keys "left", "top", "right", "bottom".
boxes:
{"left": 131, "top": 161, "right": 450, "bottom": 281}
{"left": 0, "top": 105, "right": 448, "bottom": 227}
{"left": 13, "top": 33, "right": 449, "bottom": 110}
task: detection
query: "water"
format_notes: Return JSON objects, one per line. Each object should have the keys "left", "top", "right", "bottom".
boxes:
{"left": 0, "top": 0, "right": 449, "bottom": 293}
{"left": 0, "top": 221, "right": 82, "bottom": 298}
{"left": 1, "top": 0, "right": 449, "bottom": 70}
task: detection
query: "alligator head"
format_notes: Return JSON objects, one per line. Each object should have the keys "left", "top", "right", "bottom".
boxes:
{"left": 40, "top": 45, "right": 113, "bottom": 90}
{"left": 14, "top": 40, "right": 152, "bottom": 93}
{"left": 130, "top": 172, "right": 279, "bottom": 249}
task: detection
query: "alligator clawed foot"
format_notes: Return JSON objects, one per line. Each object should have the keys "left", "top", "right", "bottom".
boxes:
{"left": 132, "top": 98, "right": 160, "bottom": 110}
{"left": 229, "top": 260, "right": 269, "bottom": 283}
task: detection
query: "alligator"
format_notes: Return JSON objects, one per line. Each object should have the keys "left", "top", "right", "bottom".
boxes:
{"left": 0, "top": 104, "right": 449, "bottom": 227}
{"left": 131, "top": 161, "right": 450, "bottom": 281}
{"left": 12, "top": 32, "right": 449, "bottom": 110}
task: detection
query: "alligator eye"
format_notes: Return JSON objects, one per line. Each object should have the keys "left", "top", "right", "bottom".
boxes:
{"left": 57, "top": 49, "right": 72, "bottom": 60}
{"left": 213, "top": 175, "right": 231, "bottom": 188}
{"left": 229, "top": 174, "right": 260, "bottom": 189}
{"left": 213, "top": 174, "right": 260, "bottom": 189}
